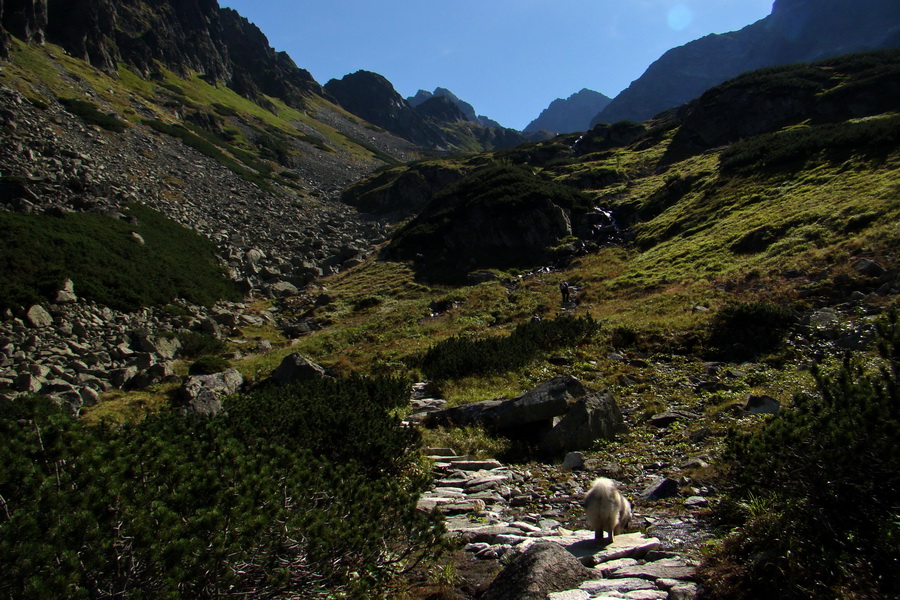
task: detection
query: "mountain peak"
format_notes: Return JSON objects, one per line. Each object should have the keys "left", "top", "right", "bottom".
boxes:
{"left": 525, "top": 88, "right": 611, "bottom": 134}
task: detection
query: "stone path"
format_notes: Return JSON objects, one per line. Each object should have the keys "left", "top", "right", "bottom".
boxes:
{"left": 419, "top": 448, "right": 701, "bottom": 598}
{"left": 409, "top": 384, "right": 703, "bottom": 598}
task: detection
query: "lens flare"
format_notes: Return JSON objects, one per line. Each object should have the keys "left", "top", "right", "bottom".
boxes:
{"left": 667, "top": 4, "right": 694, "bottom": 31}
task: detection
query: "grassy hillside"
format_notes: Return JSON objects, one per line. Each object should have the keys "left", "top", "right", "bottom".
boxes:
{"left": 3, "top": 41, "right": 899, "bottom": 598}
{"left": 0, "top": 38, "right": 406, "bottom": 194}
{"left": 236, "top": 51, "right": 899, "bottom": 599}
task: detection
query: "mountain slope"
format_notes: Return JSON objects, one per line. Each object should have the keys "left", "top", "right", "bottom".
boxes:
{"left": 593, "top": 0, "right": 900, "bottom": 125}
{"left": 0, "top": 2, "right": 428, "bottom": 307}
{"left": 1, "top": 0, "right": 324, "bottom": 110}
{"left": 345, "top": 50, "right": 900, "bottom": 290}
{"left": 525, "top": 88, "right": 611, "bottom": 134}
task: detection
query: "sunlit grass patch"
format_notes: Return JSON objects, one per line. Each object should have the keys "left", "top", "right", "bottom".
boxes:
{"left": 80, "top": 383, "right": 181, "bottom": 425}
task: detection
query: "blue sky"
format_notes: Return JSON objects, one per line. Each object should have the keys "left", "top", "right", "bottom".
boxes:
{"left": 220, "top": 0, "right": 775, "bottom": 130}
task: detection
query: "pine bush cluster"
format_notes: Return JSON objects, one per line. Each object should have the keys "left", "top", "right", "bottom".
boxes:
{"left": 701, "top": 311, "right": 900, "bottom": 599}
{"left": 0, "top": 375, "right": 444, "bottom": 599}
{"left": 706, "top": 301, "right": 795, "bottom": 360}
{"left": 421, "top": 314, "right": 598, "bottom": 380}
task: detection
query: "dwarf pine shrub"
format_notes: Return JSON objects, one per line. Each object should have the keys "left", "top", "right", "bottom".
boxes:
{"left": 421, "top": 314, "right": 598, "bottom": 380}
{"left": 0, "top": 374, "right": 444, "bottom": 599}
{"left": 701, "top": 311, "right": 900, "bottom": 599}
{"left": 706, "top": 301, "right": 795, "bottom": 360}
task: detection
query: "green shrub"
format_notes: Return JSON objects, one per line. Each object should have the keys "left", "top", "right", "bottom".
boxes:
{"left": 421, "top": 314, "right": 598, "bottom": 380}
{"left": 701, "top": 312, "right": 900, "bottom": 599}
{"left": 353, "top": 295, "right": 383, "bottom": 311}
{"left": 0, "top": 374, "right": 444, "bottom": 598}
{"left": 721, "top": 114, "right": 900, "bottom": 173}
{"left": 188, "top": 355, "right": 230, "bottom": 375}
{"left": 706, "top": 301, "right": 795, "bottom": 360}
{"left": 0, "top": 203, "right": 241, "bottom": 311}
{"left": 177, "top": 331, "right": 228, "bottom": 359}
{"left": 58, "top": 97, "right": 128, "bottom": 132}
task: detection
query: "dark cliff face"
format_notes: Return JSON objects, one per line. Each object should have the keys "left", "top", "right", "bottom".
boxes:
{"left": 416, "top": 95, "right": 469, "bottom": 123}
{"left": 593, "top": 0, "right": 900, "bottom": 125}
{"left": 1, "top": 0, "right": 321, "bottom": 107}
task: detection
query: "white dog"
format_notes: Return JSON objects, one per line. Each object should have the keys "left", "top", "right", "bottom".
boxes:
{"left": 584, "top": 478, "right": 632, "bottom": 544}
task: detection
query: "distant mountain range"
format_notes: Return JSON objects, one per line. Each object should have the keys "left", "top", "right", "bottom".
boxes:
{"left": 325, "top": 72, "right": 535, "bottom": 152}
{"left": 3, "top": 0, "right": 898, "bottom": 149}
{"left": 524, "top": 89, "right": 611, "bottom": 134}
{"left": 593, "top": 0, "right": 900, "bottom": 125}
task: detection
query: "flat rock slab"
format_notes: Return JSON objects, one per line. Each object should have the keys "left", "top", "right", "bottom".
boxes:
{"left": 594, "top": 557, "right": 639, "bottom": 576}
{"left": 449, "top": 459, "right": 505, "bottom": 470}
{"left": 465, "top": 475, "right": 510, "bottom": 492}
{"left": 553, "top": 531, "right": 660, "bottom": 565}
{"left": 549, "top": 591, "right": 590, "bottom": 600}
{"left": 580, "top": 577, "right": 658, "bottom": 593}
{"left": 622, "top": 590, "right": 668, "bottom": 600}
{"left": 609, "top": 557, "right": 697, "bottom": 582}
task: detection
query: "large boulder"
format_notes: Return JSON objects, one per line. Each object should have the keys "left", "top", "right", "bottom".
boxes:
{"left": 177, "top": 368, "right": 243, "bottom": 416}
{"left": 270, "top": 353, "right": 327, "bottom": 385}
{"left": 488, "top": 376, "right": 587, "bottom": 432}
{"left": 539, "top": 391, "right": 626, "bottom": 454}
{"left": 134, "top": 332, "right": 181, "bottom": 360}
{"left": 424, "top": 376, "right": 626, "bottom": 454}
{"left": 25, "top": 304, "right": 53, "bottom": 328}
{"left": 482, "top": 542, "right": 595, "bottom": 600}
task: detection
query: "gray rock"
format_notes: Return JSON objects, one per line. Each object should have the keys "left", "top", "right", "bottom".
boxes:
{"left": 482, "top": 542, "right": 595, "bottom": 600}
{"left": 108, "top": 366, "right": 138, "bottom": 389}
{"left": 539, "top": 391, "right": 627, "bottom": 454}
{"left": 135, "top": 333, "right": 181, "bottom": 359}
{"left": 667, "top": 582, "right": 701, "bottom": 600}
{"left": 609, "top": 557, "right": 697, "bottom": 582}
{"left": 744, "top": 394, "right": 780, "bottom": 415}
{"left": 489, "top": 376, "right": 587, "bottom": 431}
{"left": 684, "top": 496, "right": 709, "bottom": 508}
{"left": 580, "top": 577, "right": 657, "bottom": 594}
{"left": 649, "top": 410, "right": 699, "bottom": 428}
{"left": 54, "top": 279, "right": 77, "bottom": 303}
{"left": 853, "top": 258, "right": 885, "bottom": 277}
{"left": 178, "top": 368, "right": 243, "bottom": 416}
{"left": 268, "top": 280, "right": 299, "bottom": 297}
{"left": 15, "top": 372, "right": 44, "bottom": 393}
{"left": 562, "top": 451, "right": 586, "bottom": 471}
{"left": 79, "top": 386, "right": 101, "bottom": 407}
{"left": 25, "top": 305, "right": 53, "bottom": 328}
{"left": 641, "top": 477, "right": 680, "bottom": 501}
{"left": 270, "top": 353, "right": 327, "bottom": 385}
{"left": 548, "top": 591, "right": 590, "bottom": 600}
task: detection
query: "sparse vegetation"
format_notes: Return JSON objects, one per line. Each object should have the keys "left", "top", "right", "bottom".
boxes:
{"left": 188, "top": 355, "right": 231, "bottom": 375}
{"left": 58, "top": 97, "right": 129, "bottom": 132}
